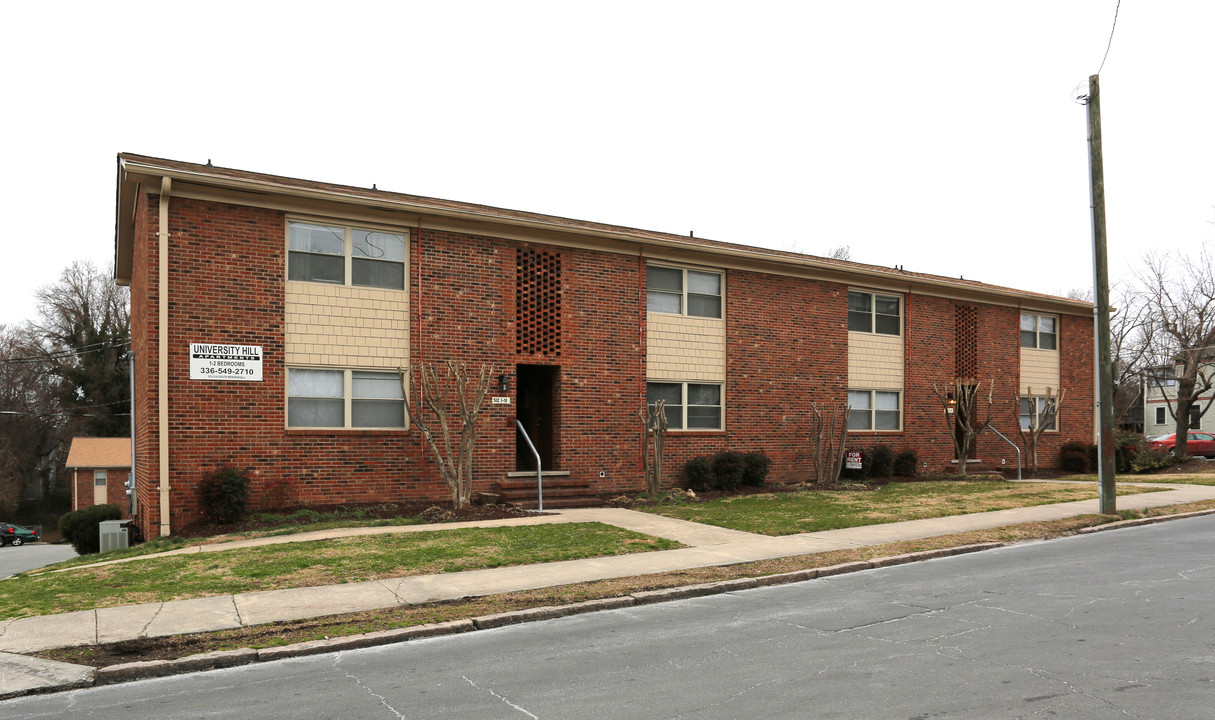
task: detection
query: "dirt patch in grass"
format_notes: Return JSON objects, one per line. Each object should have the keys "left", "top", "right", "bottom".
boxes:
{"left": 39, "top": 499, "right": 1215, "bottom": 670}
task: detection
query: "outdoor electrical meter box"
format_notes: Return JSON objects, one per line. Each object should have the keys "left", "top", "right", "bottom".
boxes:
{"left": 99, "top": 520, "right": 130, "bottom": 552}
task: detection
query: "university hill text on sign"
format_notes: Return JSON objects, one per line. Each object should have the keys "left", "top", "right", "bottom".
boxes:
{"left": 189, "top": 343, "right": 263, "bottom": 382}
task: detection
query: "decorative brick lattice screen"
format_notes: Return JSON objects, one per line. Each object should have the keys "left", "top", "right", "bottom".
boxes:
{"left": 516, "top": 248, "right": 563, "bottom": 356}
{"left": 956, "top": 305, "right": 978, "bottom": 378}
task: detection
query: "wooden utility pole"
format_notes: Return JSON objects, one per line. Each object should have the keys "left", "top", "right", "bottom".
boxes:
{"left": 1087, "top": 74, "right": 1117, "bottom": 513}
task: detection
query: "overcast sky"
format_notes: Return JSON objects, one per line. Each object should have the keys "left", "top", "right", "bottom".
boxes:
{"left": 2, "top": 1, "right": 1212, "bottom": 328}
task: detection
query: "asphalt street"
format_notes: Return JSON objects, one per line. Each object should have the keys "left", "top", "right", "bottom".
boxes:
{"left": 0, "top": 545, "right": 75, "bottom": 580}
{"left": 4, "top": 515, "right": 1215, "bottom": 719}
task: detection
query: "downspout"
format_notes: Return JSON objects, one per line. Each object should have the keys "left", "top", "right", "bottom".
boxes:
{"left": 129, "top": 349, "right": 136, "bottom": 518}
{"left": 158, "top": 177, "right": 171, "bottom": 537}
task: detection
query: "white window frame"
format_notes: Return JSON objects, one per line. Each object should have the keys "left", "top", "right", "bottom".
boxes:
{"left": 1019, "top": 396, "right": 1059, "bottom": 432}
{"left": 847, "top": 389, "right": 902, "bottom": 431}
{"left": 646, "top": 381, "right": 724, "bottom": 431}
{"left": 848, "top": 290, "right": 902, "bottom": 336}
{"left": 1020, "top": 312, "right": 1057, "bottom": 350}
{"left": 287, "top": 219, "right": 408, "bottom": 290}
{"left": 287, "top": 367, "right": 406, "bottom": 430}
{"left": 645, "top": 264, "right": 724, "bottom": 319}
{"left": 1155, "top": 406, "right": 1167, "bottom": 425}
{"left": 94, "top": 469, "right": 108, "bottom": 487}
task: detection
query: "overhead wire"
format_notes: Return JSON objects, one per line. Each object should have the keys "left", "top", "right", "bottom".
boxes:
{"left": 0, "top": 339, "right": 130, "bottom": 365}
{"left": 1096, "top": 0, "right": 1121, "bottom": 75}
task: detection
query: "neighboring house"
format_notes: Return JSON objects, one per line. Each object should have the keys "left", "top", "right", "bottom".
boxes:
{"left": 1143, "top": 362, "right": 1215, "bottom": 436}
{"left": 65, "top": 437, "right": 132, "bottom": 516}
{"left": 113, "top": 154, "right": 1096, "bottom": 538}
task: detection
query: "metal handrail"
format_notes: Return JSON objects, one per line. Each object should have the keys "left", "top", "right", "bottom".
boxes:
{"left": 513, "top": 418, "right": 544, "bottom": 511}
{"left": 985, "top": 425, "right": 1022, "bottom": 481}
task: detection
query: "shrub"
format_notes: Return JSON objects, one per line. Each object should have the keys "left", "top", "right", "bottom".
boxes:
{"left": 1060, "top": 450, "right": 1089, "bottom": 473}
{"left": 741, "top": 452, "right": 772, "bottom": 487}
{"left": 893, "top": 449, "right": 919, "bottom": 477}
{"left": 199, "top": 465, "right": 252, "bottom": 524}
{"left": 866, "top": 445, "right": 894, "bottom": 479}
{"left": 57, "top": 504, "right": 122, "bottom": 555}
{"left": 684, "top": 456, "right": 715, "bottom": 492}
{"left": 1114, "top": 431, "right": 1146, "bottom": 473}
{"left": 1130, "top": 447, "right": 1174, "bottom": 474}
{"left": 1059, "top": 441, "right": 1093, "bottom": 473}
{"left": 711, "top": 451, "right": 746, "bottom": 491}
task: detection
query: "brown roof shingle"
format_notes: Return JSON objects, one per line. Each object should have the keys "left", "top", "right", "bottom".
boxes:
{"left": 65, "top": 438, "right": 131, "bottom": 469}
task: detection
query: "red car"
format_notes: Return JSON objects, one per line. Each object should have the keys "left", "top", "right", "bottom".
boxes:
{"left": 1148, "top": 431, "right": 1215, "bottom": 458}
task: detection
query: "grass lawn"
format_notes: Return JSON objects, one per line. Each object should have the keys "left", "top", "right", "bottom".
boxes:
{"left": 641, "top": 480, "right": 1163, "bottom": 535}
{"left": 0, "top": 523, "right": 680, "bottom": 620}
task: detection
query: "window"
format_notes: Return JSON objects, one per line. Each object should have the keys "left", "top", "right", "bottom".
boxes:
{"left": 94, "top": 469, "right": 107, "bottom": 487}
{"left": 848, "top": 390, "right": 901, "bottom": 431}
{"left": 646, "top": 266, "right": 722, "bottom": 318}
{"left": 848, "top": 291, "right": 901, "bottom": 335}
{"left": 1191, "top": 406, "right": 1202, "bottom": 430}
{"left": 1019, "top": 397, "right": 1058, "bottom": 431}
{"left": 288, "top": 221, "right": 406, "bottom": 289}
{"left": 647, "top": 382, "right": 722, "bottom": 430}
{"left": 1020, "top": 313, "right": 1057, "bottom": 349}
{"left": 1155, "top": 407, "right": 1166, "bottom": 424}
{"left": 1147, "top": 367, "right": 1176, "bottom": 387}
{"left": 288, "top": 368, "right": 404, "bottom": 428}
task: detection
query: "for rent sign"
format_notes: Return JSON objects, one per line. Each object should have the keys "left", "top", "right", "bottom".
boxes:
{"left": 190, "top": 343, "right": 263, "bottom": 381}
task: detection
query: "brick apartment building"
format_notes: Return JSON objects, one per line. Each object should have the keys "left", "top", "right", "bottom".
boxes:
{"left": 114, "top": 153, "right": 1095, "bottom": 538}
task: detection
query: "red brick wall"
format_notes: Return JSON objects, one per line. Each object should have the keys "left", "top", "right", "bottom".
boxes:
{"left": 72, "top": 468, "right": 131, "bottom": 517}
{"left": 128, "top": 191, "right": 1095, "bottom": 537}
{"left": 654, "top": 268, "right": 851, "bottom": 485}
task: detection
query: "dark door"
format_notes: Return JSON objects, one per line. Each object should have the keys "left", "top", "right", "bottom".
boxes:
{"left": 516, "top": 365, "right": 557, "bottom": 471}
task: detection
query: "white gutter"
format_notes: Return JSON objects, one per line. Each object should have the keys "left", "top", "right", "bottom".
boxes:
{"left": 158, "top": 176, "right": 171, "bottom": 537}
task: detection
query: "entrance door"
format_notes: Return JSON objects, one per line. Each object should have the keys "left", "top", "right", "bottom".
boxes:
{"left": 516, "top": 365, "right": 557, "bottom": 471}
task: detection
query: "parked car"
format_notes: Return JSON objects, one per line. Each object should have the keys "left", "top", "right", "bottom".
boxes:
{"left": 0, "top": 522, "right": 40, "bottom": 546}
{"left": 1147, "top": 431, "right": 1215, "bottom": 458}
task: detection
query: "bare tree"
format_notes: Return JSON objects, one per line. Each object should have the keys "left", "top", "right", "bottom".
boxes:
{"left": 1138, "top": 249, "right": 1215, "bottom": 458}
{"left": 639, "top": 400, "right": 669, "bottom": 494}
{"left": 1016, "top": 386, "right": 1064, "bottom": 473}
{"left": 809, "top": 402, "right": 850, "bottom": 485}
{"left": 400, "top": 362, "right": 494, "bottom": 509}
{"left": 932, "top": 378, "right": 995, "bottom": 476}
{"left": 825, "top": 245, "right": 852, "bottom": 261}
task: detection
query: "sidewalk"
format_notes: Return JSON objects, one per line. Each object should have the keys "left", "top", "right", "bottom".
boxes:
{"left": 4, "top": 481, "right": 1215, "bottom": 697}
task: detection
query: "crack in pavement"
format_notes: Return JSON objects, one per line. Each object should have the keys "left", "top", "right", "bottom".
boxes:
{"left": 137, "top": 604, "right": 165, "bottom": 637}
{"left": 461, "top": 675, "right": 540, "bottom": 719}
{"left": 374, "top": 578, "right": 406, "bottom": 605}
{"left": 334, "top": 653, "right": 408, "bottom": 720}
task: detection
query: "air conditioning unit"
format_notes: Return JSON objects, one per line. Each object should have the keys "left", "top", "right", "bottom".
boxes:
{"left": 99, "top": 520, "right": 130, "bottom": 552}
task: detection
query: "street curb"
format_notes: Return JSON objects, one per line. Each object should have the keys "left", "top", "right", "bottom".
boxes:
{"left": 1075, "top": 507, "right": 1215, "bottom": 534}
{"left": 11, "top": 541, "right": 1009, "bottom": 696}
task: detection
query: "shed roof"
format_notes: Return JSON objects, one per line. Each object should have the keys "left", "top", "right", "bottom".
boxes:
{"left": 65, "top": 438, "right": 131, "bottom": 469}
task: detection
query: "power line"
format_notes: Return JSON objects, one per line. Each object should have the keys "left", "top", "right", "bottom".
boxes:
{"left": 0, "top": 410, "right": 131, "bottom": 418}
{"left": 1097, "top": 0, "right": 1122, "bottom": 75}
{"left": 0, "top": 339, "right": 130, "bottom": 366}
{"left": 0, "top": 399, "right": 131, "bottom": 416}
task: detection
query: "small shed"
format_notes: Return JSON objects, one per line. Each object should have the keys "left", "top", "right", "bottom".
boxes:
{"left": 65, "top": 438, "right": 132, "bottom": 516}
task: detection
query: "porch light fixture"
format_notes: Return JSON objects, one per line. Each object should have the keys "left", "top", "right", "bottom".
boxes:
{"left": 498, "top": 373, "right": 510, "bottom": 392}
{"left": 946, "top": 393, "right": 956, "bottom": 415}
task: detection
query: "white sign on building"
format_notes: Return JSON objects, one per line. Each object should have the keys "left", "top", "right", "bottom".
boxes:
{"left": 189, "top": 343, "right": 263, "bottom": 381}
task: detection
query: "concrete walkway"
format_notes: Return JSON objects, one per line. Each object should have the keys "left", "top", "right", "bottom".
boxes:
{"left": 3, "top": 481, "right": 1214, "bottom": 696}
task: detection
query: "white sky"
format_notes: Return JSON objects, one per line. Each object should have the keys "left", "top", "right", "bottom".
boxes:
{"left": 2, "top": 1, "right": 1212, "bottom": 328}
